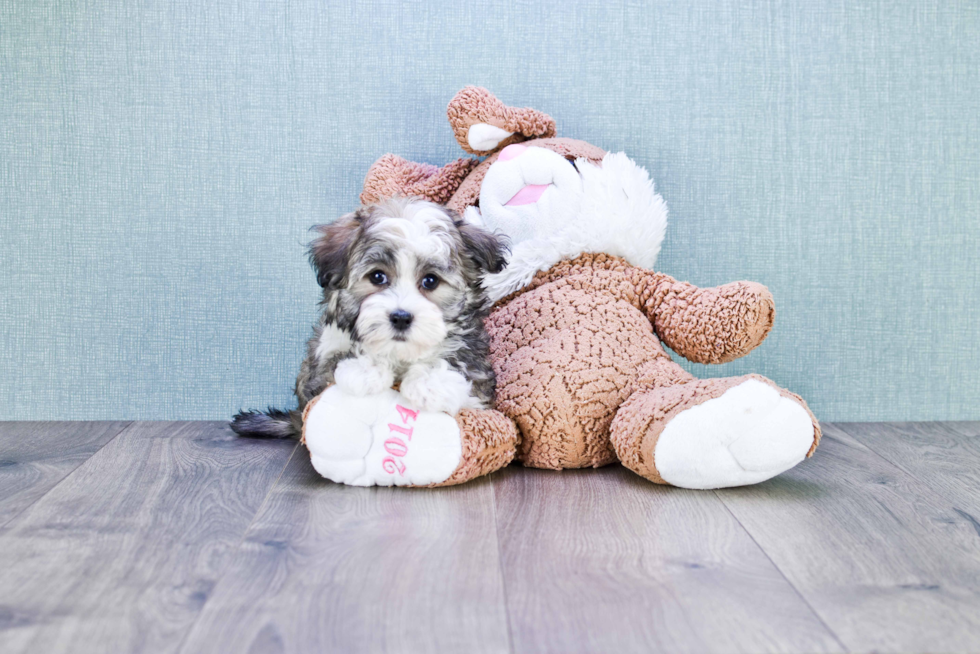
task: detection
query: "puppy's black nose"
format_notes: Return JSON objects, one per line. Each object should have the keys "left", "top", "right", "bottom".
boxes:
{"left": 389, "top": 310, "right": 413, "bottom": 332}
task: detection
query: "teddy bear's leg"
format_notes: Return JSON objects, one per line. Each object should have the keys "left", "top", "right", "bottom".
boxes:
{"left": 610, "top": 374, "right": 820, "bottom": 489}
{"left": 429, "top": 408, "right": 521, "bottom": 487}
{"left": 302, "top": 385, "right": 518, "bottom": 487}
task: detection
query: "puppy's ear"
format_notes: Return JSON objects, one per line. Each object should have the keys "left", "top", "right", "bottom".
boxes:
{"left": 309, "top": 210, "right": 364, "bottom": 289}
{"left": 456, "top": 219, "right": 509, "bottom": 275}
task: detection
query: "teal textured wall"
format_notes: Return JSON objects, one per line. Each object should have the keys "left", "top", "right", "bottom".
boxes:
{"left": 1, "top": 1, "right": 977, "bottom": 421}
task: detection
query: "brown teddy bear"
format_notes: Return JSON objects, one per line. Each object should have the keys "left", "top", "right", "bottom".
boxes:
{"left": 303, "top": 86, "right": 820, "bottom": 489}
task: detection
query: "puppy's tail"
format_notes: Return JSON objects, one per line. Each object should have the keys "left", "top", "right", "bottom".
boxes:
{"left": 230, "top": 407, "right": 302, "bottom": 439}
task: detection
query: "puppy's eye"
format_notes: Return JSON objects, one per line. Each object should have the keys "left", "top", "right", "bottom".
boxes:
{"left": 421, "top": 274, "right": 440, "bottom": 291}
{"left": 368, "top": 270, "right": 388, "bottom": 286}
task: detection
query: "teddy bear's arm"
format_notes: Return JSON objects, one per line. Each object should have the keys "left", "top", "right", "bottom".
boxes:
{"left": 641, "top": 273, "right": 776, "bottom": 364}
{"left": 361, "top": 154, "right": 479, "bottom": 206}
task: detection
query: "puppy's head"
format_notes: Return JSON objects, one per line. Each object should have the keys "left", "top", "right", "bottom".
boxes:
{"left": 310, "top": 198, "right": 507, "bottom": 364}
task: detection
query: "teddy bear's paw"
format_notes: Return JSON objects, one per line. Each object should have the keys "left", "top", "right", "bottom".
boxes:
{"left": 303, "top": 385, "right": 463, "bottom": 487}
{"left": 654, "top": 379, "right": 815, "bottom": 489}
{"left": 334, "top": 356, "right": 394, "bottom": 397}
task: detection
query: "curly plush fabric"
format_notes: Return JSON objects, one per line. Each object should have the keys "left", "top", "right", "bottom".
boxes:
{"left": 647, "top": 279, "right": 775, "bottom": 364}
{"left": 485, "top": 253, "right": 811, "bottom": 470}
{"left": 361, "top": 154, "right": 478, "bottom": 206}
{"left": 430, "top": 408, "right": 521, "bottom": 487}
{"left": 447, "top": 86, "right": 557, "bottom": 155}
{"left": 500, "top": 253, "right": 774, "bottom": 363}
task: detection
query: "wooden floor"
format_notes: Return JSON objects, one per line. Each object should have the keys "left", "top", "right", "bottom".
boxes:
{"left": 1, "top": 422, "right": 980, "bottom": 653}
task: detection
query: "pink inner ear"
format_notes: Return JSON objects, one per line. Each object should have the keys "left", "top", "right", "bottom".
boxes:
{"left": 506, "top": 184, "right": 550, "bottom": 206}
{"left": 498, "top": 144, "right": 527, "bottom": 162}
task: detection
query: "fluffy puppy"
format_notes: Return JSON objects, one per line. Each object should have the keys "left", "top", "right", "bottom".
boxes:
{"left": 232, "top": 197, "right": 508, "bottom": 438}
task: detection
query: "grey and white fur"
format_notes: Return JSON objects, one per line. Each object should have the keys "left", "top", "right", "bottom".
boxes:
{"left": 231, "top": 197, "right": 508, "bottom": 439}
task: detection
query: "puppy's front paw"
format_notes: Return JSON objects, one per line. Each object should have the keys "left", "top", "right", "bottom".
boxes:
{"left": 334, "top": 356, "right": 394, "bottom": 396}
{"left": 401, "top": 362, "right": 475, "bottom": 415}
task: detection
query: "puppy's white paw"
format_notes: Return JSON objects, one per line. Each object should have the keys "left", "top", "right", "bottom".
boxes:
{"left": 400, "top": 361, "right": 474, "bottom": 415}
{"left": 304, "top": 386, "right": 462, "bottom": 487}
{"left": 334, "top": 356, "right": 394, "bottom": 396}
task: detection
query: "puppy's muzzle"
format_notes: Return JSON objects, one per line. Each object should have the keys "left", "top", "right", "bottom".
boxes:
{"left": 389, "top": 310, "right": 413, "bottom": 333}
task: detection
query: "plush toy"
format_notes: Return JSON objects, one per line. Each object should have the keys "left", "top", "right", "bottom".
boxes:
{"left": 304, "top": 86, "right": 820, "bottom": 489}
{"left": 300, "top": 386, "right": 519, "bottom": 487}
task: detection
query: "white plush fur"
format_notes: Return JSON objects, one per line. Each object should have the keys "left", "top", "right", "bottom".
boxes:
{"left": 653, "top": 379, "right": 815, "bottom": 489}
{"left": 463, "top": 205, "right": 485, "bottom": 227}
{"left": 473, "top": 150, "right": 668, "bottom": 302}
{"left": 306, "top": 386, "right": 462, "bottom": 487}
{"left": 477, "top": 146, "right": 583, "bottom": 247}
{"left": 467, "top": 123, "right": 513, "bottom": 151}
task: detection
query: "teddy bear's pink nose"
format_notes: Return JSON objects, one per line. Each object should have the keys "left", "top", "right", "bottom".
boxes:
{"left": 498, "top": 143, "right": 527, "bottom": 162}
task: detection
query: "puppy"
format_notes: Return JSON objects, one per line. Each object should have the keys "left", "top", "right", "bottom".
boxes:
{"left": 232, "top": 197, "right": 508, "bottom": 438}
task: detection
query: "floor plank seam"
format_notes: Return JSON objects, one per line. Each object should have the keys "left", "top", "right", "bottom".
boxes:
{"left": 0, "top": 421, "right": 134, "bottom": 531}
{"left": 832, "top": 425, "right": 922, "bottom": 481}
{"left": 832, "top": 424, "right": 969, "bottom": 514}
{"left": 712, "top": 489, "right": 851, "bottom": 653}
{"left": 488, "top": 472, "right": 517, "bottom": 654}
{"left": 173, "top": 440, "right": 301, "bottom": 654}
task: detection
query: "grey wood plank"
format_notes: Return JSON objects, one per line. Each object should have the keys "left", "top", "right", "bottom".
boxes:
{"left": 0, "top": 421, "right": 295, "bottom": 654}
{"left": 492, "top": 465, "right": 844, "bottom": 654}
{"left": 178, "top": 452, "right": 511, "bottom": 654}
{"left": 0, "top": 421, "right": 132, "bottom": 528}
{"left": 837, "top": 422, "right": 980, "bottom": 516}
{"left": 717, "top": 423, "right": 980, "bottom": 653}
{"left": 942, "top": 421, "right": 980, "bottom": 437}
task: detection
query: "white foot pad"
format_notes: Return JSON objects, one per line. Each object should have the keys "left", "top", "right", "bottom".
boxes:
{"left": 304, "top": 386, "right": 462, "bottom": 487}
{"left": 654, "top": 379, "right": 815, "bottom": 489}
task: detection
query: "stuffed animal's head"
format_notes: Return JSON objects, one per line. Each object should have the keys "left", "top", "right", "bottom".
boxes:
{"left": 361, "top": 87, "right": 668, "bottom": 301}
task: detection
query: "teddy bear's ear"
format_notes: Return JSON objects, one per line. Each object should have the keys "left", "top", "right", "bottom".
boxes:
{"left": 447, "top": 86, "right": 556, "bottom": 156}
{"left": 360, "top": 154, "right": 479, "bottom": 205}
